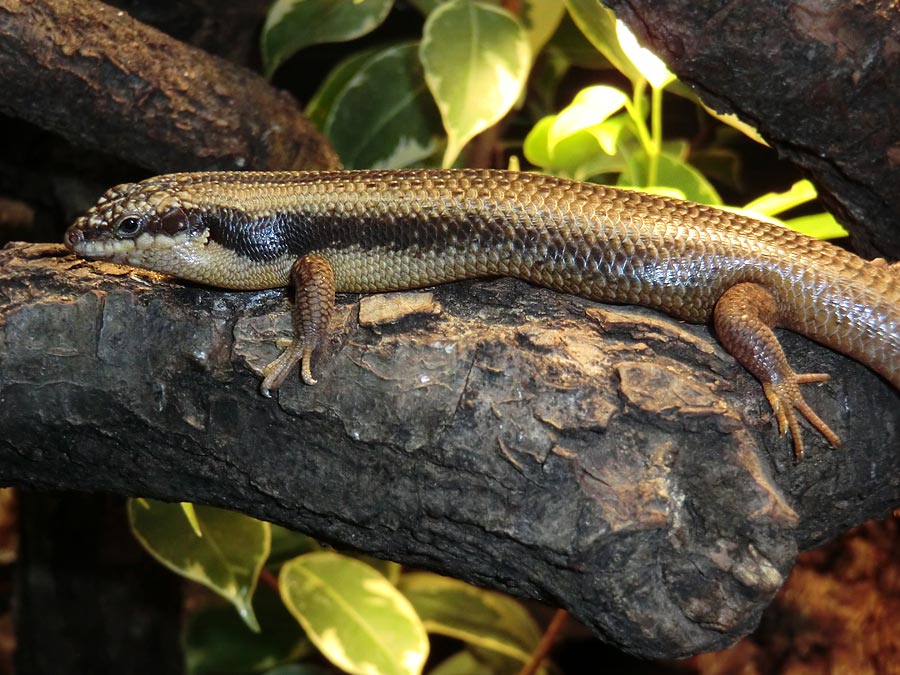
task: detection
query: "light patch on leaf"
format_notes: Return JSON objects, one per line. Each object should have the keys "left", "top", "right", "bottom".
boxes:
{"left": 127, "top": 499, "right": 270, "bottom": 633}
{"left": 319, "top": 43, "right": 442, "bottom": 169}
{"left": 280, "top": 553, "right": 428, "bottom": 675}
{"left": 421, "top": 0, "right": 531, "bottom": 166}
{"left": 615, "top": 19, "right": 674, "bottom": 89}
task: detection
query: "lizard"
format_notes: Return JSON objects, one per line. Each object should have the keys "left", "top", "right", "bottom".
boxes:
{"left": 63, "top": 169, "right": 900, "bottom": 459}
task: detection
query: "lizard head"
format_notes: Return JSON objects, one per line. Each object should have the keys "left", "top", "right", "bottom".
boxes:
{"left": 64, "top": 176, "right": 210, "bottom": 271}
{"left": 64, "top": 174, "right": 295, "bottom": 289}
{"left": 65, "top": 172, "right": 297, "bottom": 289}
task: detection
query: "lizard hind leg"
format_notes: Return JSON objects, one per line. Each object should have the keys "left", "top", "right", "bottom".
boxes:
{"left": 713, "top": 282, "right": 840, "bottom": 460}
{"left": 260, "top": 253, "right": 336, "bottom": 396}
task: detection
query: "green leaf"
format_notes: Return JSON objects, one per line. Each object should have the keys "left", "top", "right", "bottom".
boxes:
{"left": 743, "top": 179, "right": 818, "bottom": 217}
{"left": 618, "top": 150, "right": 722, "bottom": 205}
{"left": 614, "top": 19, "right": 674, "bottom": 89}
{"left": 261, "top": 0, "right": 395, "bottom": 77}
{"left": 523, "top": 103, "right": 631, "bottom": 179}
{"left": 428, "top": 651, "right": 495, "bottom": 675}
{"left": 782, "top": 213, "right": 849, "bottom": 240}
{"left": 306, "top": 48, "right": 379, "bottom": 132}
{"left": 398, "top": 572, "right": 541, "bottom": 663}
{"left": 563, "top": 0, "right": 642, "bottom": 82}
{"left": 528, "top": 44, "right": 571, "bottom": 113}
{"left": 548, "top": 85, "right": 627, "bottom": 150}
{"left": 185, "top": 586, "right": 311, "bottom": 675}
{"left": 322, "top": 43, "right": 444, "bottom": 169}
{"left": 181, "top": 502, "right": 203, "bottom": 537}
{"left": 280, "top": 552, "right": 429, "bottom": 675}
{"left": 688, "top": 147, "right": 742, "bottom": 190}
{"left": 420, "top": 0, "right": 531, "bottom": 166}
{"left": 128, "top": 499, "right": 270, "bottom": 632}
{"left": 522, "top": 115, "right": 555, "bottom": 168}
{"left": 521, "top": 0, "right": 567, "bottom": 57}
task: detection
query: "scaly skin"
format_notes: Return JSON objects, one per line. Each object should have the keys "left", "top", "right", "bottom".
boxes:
{"left": 64, "top": 169, "right": 900, "bottom": 458}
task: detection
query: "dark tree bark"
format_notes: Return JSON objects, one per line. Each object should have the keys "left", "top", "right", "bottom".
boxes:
{"left": 1, "top": 243, "right": 897, "bottom": 659}
{"left": 603, "top": 0, "right": 900, "bottom": 258}
{"left": 0, "top": 0, "right": 340, "bottom": 174}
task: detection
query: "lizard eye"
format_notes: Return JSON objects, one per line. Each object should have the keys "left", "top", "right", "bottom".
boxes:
{"left": 115, "top": 215, "right": 142, "bottom": 238}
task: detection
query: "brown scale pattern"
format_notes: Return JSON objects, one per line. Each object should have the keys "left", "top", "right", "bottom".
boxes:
{"left": 65, "top": 169, "right": 900, "bottom": 457}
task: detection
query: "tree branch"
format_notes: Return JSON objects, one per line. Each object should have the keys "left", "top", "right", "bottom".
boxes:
{"left": 1, "top": 243, "right": 897, "bottom": 659}
{"left": 0, "top": 0, "right": 340, "bottom": 173}
{"left": 603, "top": 0, "right": 900, "bottom": 258}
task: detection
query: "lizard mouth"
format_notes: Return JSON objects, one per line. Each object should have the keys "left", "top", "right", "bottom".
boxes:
{"left": 64, "top": 228, "right": 136, "bottom": 259}
{"left": 64, "top": 224, "right": 194, "bottom": 262}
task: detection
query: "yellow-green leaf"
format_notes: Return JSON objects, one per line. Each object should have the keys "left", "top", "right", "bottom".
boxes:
{"left": 548, "top": 85, "right": 627, "bottom": 150}
{"left": 280, "top": 552, "right": 429, "bottom": 675}
{"left": 522, "top": 0, "right": 567, "bottom": 57}
{"left": 783, "top": 213, "right": 849, "bottom": 240}
{"left": 563, "top": 0, "right": 642, "bottom": 82}
{"left": 428, "top": 651, "right": 494, "bottom": 675}
{"left": 742, "top": 179, "right": 818, "bottom": 217}
{"left": 522, "top": 116, "right": 555, "bottom": 168}
{"left": 128, "top": 499, "right": 270, "bottom": 632}
{"left": 523, "top": 106, "right": 630, "bottom": 179}
{"left": 261, "top": 0, "right": 394, "bottom": 77}
{"left": 619, "top": 150, "right": 721, "bottom": 205}
{"left": 615, "top": 19, "right": 674, "bottom": 89}
{"left": 420, "top": 0, "right": 531, "bottom": 166}
{"left": 700, "top": 102, "right": 769, "bottom": 146}
{"left": 180, "top": 502, "right": 203, "bottom": 537}
{"left": 398, "top": 572, "right": 541, "bottom": 663}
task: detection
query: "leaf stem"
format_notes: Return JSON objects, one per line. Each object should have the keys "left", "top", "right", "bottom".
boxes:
{"left": 515, "top": 609, "right": 568, "bottom": 675}
{"left": 649, "top": 83, "right": 663, "bottom": 185}
{"left": 259, "top": 569, "right": 280, "bottom": 591}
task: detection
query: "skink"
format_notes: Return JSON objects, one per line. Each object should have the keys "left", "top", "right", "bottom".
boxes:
{"left": 63, "top": 169, "right": 900, "bottom": 459}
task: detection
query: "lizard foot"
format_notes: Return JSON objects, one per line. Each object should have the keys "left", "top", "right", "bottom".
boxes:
{"left": 762, "top": 372, "right": 841, "bottom": 461}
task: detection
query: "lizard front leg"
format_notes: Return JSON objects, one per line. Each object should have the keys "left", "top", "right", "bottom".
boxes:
{"left": 260, "top": 253, "right": 335, "bottom": 395}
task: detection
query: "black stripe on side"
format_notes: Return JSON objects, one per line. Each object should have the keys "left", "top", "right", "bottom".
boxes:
{"left": 199, "top": 208, "right": 301, "bottom": 262}
{"left": 192, "top": 200, "right": 575, "bottom": 264}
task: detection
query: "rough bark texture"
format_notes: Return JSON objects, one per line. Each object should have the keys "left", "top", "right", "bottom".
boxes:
{"left": 0, "top": 0, "right": 340, "bottom": 174}
{"left": 686, "top": 514, "right": 900, "bottom": 674}
{"left": 1, "top": 243, "right": 898, "bottom": 659}
{"left": 603, "top": 0, "right": 900, "bottom": 258}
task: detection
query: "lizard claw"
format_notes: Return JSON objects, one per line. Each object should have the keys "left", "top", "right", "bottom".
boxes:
{"left": 260, "top": 342, "right": 317, "bottom": 395}
{"left": 762, "top": 372, "right": 841, "bottom": 461}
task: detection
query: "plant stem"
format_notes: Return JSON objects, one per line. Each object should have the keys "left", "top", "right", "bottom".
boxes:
{"left": 624, "top": 78, "right": 654, "bottom": 186}
{"left": 649, "top": 84, "right": 663, "bottom": 185}
{"left": 515, "top": 609, "right": 568, "bottom": 675}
